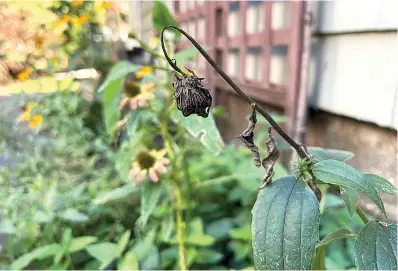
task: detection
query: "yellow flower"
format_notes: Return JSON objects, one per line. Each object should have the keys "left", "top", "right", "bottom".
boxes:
{"left": 19, "top": 111, "right": 31, "bottom": 122}
{"left": 135, "top": 66, "right": 153, "bottom": 79}
{"left": 119, "top": 81, "right": 155, "bottom": 110}
{"left": 129, "top": 149, "right": 169, "bottom": 184}
{"left": 17, "top": 67, "right": 32, "bottom": 81}
{"left": 100, "top": 1, "right": 113, "bottom": 9}
{"left": 74, "top": 14, "right": 88, "bottom": 25}
{"left": 28, "top": 114, "right": 43, "bottom": 129}
{"left": 34, "top": 35, "right": 44, "bottom": 50}
{"left": 71, "top": 0, "right": 84, "bottom": 8}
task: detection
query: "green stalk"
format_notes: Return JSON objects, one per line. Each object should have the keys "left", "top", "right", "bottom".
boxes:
{"left": 161, "top": 107, "right": 187, "bottom": 271}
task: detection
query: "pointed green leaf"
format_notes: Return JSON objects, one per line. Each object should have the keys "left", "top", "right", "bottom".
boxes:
{"left": 341, "top": 186, "right": 359, "bottom": 217}
{"left": 229, "top": 224, "right": 251, "bottom": 241}
{"left": 86, "top": 242, "right": 118, "bottom": 269}
{"left": 317, "top": 227, "right": 357, "bottom": 248}
{"left": 152, "top": 1, "right": 180, "bottom": 39}
{"left": 313, "top": 159, "right": 386, "bottom": 216}
{"left": 308, "top": 147, "right": 354, "bottom": 161}
{"left": 117, "top": 231, "right": 131, "bottom": 256}
{"left": 118, "top": 251, "right": 139, "bottom": 270}
{"left": 251, "top": 176, "right": 320, "bottom": 270}
{"left": 61, "top": 228, "right": 72, "bottom": 250}
{"left": 11, "top": 244, "right": 61, "bottom": 270}
{"left": 58, "top": 208, "right": 89, "bottom": 223}
{"left": 365, "top": 174, "right": 398, "bottom": 195}
{"left": 99, "top": 61, "right": 141, "bottom": 137}
{"left": 139, "top": 185, "right": 163, "bottom": 228}
{"left": 94, "top": 184, "right": 137, "bottom": 205}
{"left": 68, "top": 237, "right": 97, "bottom": 253}
{"left": 354, "top": 220, "right": 397, "bottom": 270}
{"left": 171, "top": 108, "right": 224, "bottom": 154}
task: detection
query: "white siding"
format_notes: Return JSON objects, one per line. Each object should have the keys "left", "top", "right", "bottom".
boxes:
{"left": 308, "top": 32, "right": 397, "bottom": 129}
{"left": 311, "top": 0, "right": 398, "bottom": 33}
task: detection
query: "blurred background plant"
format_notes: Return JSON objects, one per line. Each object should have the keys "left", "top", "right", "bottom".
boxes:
{"left": 0, "top": 1, "right": 370, "bottom": 270}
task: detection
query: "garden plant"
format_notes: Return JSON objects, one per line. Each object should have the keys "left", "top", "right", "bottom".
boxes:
{"left": 0, "top": 2, "right": 396, "bottom": 270}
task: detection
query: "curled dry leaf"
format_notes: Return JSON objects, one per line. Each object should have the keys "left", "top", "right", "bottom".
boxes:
{"left": 238, "top": 105, "right": 261, "bottom": 167}
{"left": 260, "top": 127, "right": 280, "bottom": 189}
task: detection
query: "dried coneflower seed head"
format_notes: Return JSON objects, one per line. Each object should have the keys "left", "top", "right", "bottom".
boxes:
{"left": 172, "top": 71, "right": 212, "bottom": 118}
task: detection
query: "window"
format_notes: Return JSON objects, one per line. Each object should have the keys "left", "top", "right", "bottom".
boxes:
{"left": 227, "top": 1, "right": 241, "bottom": 37}
{"left": 227, "top": 49, "right": 240, "bottom": 77}
{"left": 270, "top": 45, "right": 288, "bottom": 84}
{"left": 197, "top": 17, "right": 205, "bottom": 41}
{"left": 246, "top": 1, "right": 264, "bottom": 34}
{"left": 245, "top": 47, "right": 263, "bottom": 82}
{"left": 272, "top": 1, "right": 291, "bottom": 29}
{"left": 216, "top": 8, "right": 223, "bottom": 36}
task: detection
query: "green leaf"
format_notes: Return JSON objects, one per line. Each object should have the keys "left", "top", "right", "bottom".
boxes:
{"left": 186, "top": 235, "right": 215, "bottom": 247}
{"left": 140, "top": 246, "right": 160, "bottom": 270}
{"left": 139, "top": 184, "right": 163, "bottom": 228}
{"left": 58, "top": 208, "right": 89, "bottom": 223}
{"left": 354, "top": 220, "right": 397, "bottom": 270}
{"left": 86, "top": 242, "right": 118, "bottom": 269}
{"left": 308, "top": 146, "right": 354, "bottom": 161}
{"left": 341, "top": 186, "right": 359, "bottom": 217}
{"left": 132, "top": 228, "right": 156, "bottom": 260}
{"left": 196, "top": 248, "right": 223, "bottom": 264}
{"left": 99, "top": 61, "right": 140, "bottom": 136}
{"left": 206, "top": 218, "right": 234, "bottom": 240}
{"left": 117, "top": 231, "right": 131, "bottom": 256}
{"left": 312, "top": 246, "right": 326, "bottom": 270}
{"left": 118, "top": 251, "right": 139, "bottom": 270}
{"left": 317, "top": 227, "right": 357, "bottom": 248}
{"left": 68, "top": 237, "right": 97, "bottom": 253}
{"left": 228, "top": 240, "right": 251, "bottom": 260}
{"left": 11, "top": 244, "right": 61, "bottom": 270}
{"left": 313, "top": 159, "right": 386, "bottom": 216}
{"left": 174, "top": 46, "right": 210, "bottom": 66}
{"left": 251, "top": 176, "right": 320, "bottom": 270}
{"left": 152, "top": 1, "right": 179, "bottom": 39}
{"left": 94, "top": 184, "right": 137, "bottom": 205}
{"left": 0, "top": 218, "right": 16, "bottom": 234}
{"left": 171, "top": 108, "right": 224, "bottom": 154}
{"left": 230, "top": 225, "right": 252, "bottom": 241}
{"left": 365, "top": 174, "right": 398, "bottom": 195}
{"left": 61, "top": 228, "right": 72, "bottom": 250}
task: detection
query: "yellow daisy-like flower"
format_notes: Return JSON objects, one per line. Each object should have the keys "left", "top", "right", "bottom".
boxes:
{"left": 129, "top": 149, "right": 169, "bottom": 184}
{"left": 58, "top": 15, "right": 71, "bottom": 25}
{"left": 19, "top": 111, "right": 31, "bottom": 122}
{"left": 135, "top": 66, "right": 153, "bottom": 79}
{"left": 100, "top": 1, "right": 113, "bottom": 9}
{"left": 119, "top": 81, "right": 155, "bottom": 110}
{"left": 74, "top": 14, "right": 88, "bottom": 25}
{"left": 28, "top": 114, "right": 43, "bottom": 129}
{"left": 71, "top": 0, "right": 84, "bottom": 8}
{"left": 17, "top": 67, "right": 33, "bottom": 81}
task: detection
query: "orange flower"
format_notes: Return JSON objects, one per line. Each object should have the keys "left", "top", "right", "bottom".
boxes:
{"left": 135, "top": 66, "right": 153, "bottom": 79}
{"left": 129, "top": 149, "right": 169, "bottom": 184}
{"left": 60, "top": 15, "right": 71, "bottom": 24}
{"left": 17, "top": 67, "right": 32, "bottom": 81}
{"left": 71, "top": 0, "right": 84, "bottom": 8}
{"left": 74, "top": 15, "right": 88, "bottom": 25}
{"left": 28, "top": 114, "right": 43, "bottom": 129}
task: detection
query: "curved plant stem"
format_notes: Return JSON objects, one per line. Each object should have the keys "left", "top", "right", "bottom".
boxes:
{"left": 160, "top": 25, "right": 309, "bottom": 159}
{"left": 161, "top": 108, "right": 187, "bottom": 270}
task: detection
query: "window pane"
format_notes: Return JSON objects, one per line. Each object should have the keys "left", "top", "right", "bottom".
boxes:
{"left": 270, "top": 45, "right": 288, "bottom": 84}
{"left": 245, "top": 47, "right": 263, "bottom": 81}
{"left": 228, "top": 1, "right": 240, "bottom": 37}
{"left": 247, "top": 1, "right": 264, "bottom": 34}
{"left": 197, "top": 17, "right": 205, "bottom": 41}
{"left": 272, "top": 1, "right": 290, "bottom": 29}
{"left": 227, "top": 49, "right": 240, "bottom": 77}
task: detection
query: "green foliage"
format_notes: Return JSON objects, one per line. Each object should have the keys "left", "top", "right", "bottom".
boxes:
{"left": 354, "top": 220, "right": 397, "bottom": 270}
{"left": 313, "top": 159, "right": 386, "bottom": 215}
{"left": 252, "top": 176, "right": 320, "bottom": 270}
{"left": 152, "top": 1, "right": 180, "bottom": 39}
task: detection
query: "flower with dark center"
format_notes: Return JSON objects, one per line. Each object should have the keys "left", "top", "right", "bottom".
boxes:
{"left": 119, "top": 81, "right": 155, "bottom": 110}
{"left": 172, "top": 70, "right": 212, "bottom": 118}
{"left": 129, "top": 149, "right": 169, "bottom": 184}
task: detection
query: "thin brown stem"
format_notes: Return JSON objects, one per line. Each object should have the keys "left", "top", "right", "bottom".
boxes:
{"left": 160, "top": 25, "right": 309, "bottom": 159}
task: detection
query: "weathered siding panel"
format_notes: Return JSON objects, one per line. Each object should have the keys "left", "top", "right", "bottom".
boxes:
{"left": 309, "top": 32, "right": 397, "bottom": 129}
